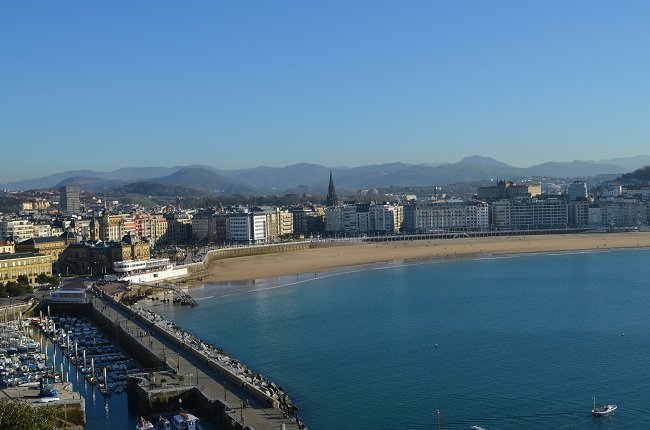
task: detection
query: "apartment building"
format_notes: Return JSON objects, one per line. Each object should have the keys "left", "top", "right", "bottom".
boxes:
{"left": 368, "top": 203, "right": 403, "bottom": 234}
{"left": 278, "top": 209, "right": 294, "bottom": 238}
{"left": 491, "top": 198, "right": 568, "bottom": 230}
{"left": 569, "top": 200, "right": 591, "bottom": 228}
{"left": 1, "top": 219, "right": 34, "bottom": 242}
{"left": 226, "top": 210, "right": 268, "bottom": 244}
{"left": 192, "top": 210, "right": 218, "bottom": 241}
{"left": 598, "top": 197, "right": 647, "bottom": 227}
{"left": 403, "top": 200, "right": 489, "bottom": 233}
{"left": 99, "top": 214, "right": 125, "bottom": 242}
{"left": 291, "top": 206, "right": 325, "bottom": 236}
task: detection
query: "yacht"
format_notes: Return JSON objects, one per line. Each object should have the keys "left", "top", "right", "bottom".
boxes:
{"left": 592, "top": 397, "right": 617, "bottom": 416}
{"left": 171, "top": 410, "right": 200, "bottom": 430}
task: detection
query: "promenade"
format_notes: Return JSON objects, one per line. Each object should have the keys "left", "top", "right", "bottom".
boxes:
{"left": 87, "top": 292, "right": 304, "bottom": 430}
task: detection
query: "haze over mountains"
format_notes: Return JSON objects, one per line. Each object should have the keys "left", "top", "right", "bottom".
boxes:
{"left": 3, "top": 155, "right": 650, "bottom": 196}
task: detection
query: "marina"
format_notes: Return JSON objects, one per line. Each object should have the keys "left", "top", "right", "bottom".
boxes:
{"left": 0, "top": 277, "right": 306, "bottom": 429}
{"left": 36, "top": 280, "right": 306, "bottom": 429}
{"left": 34, "top": 314, "right": 139, "bottom": 397}
{"left": 0, "top": 315, "right": 86, "bottom": 428}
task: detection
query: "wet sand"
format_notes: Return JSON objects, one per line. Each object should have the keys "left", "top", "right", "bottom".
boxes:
{"left": 184, "top": 232, "right": 650, "bottom": 287}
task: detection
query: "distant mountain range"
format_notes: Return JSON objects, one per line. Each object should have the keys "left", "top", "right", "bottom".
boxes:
{"left": 3, "top": 155, "right": 650, "bottom": 196}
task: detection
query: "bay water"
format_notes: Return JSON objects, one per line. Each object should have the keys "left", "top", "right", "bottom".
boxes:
{"left": 139, "top": 249, "right": 650, "bottom": 429}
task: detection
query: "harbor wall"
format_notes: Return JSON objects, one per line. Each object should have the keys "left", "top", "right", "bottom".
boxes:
{"left": 131, "top": 383, "right": 248, "bottom": 430}
{"left": 37, "top": 301, "right": 166, "bottom": 371}
{"left": 89, "top": 305, "right": 166, "bottom": 370}
{"left": 130, "top": 305, "right": 280, "bottom": 408}
{"left": 102, "top": 293, "right": 281, "bottom": 408}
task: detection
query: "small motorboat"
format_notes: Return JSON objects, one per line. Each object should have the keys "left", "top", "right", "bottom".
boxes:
{"left": 136, "top": 417, "right": 155, "bottom": 430}
{"left": 592, "top": 397, "right": 617, "bottom": 416}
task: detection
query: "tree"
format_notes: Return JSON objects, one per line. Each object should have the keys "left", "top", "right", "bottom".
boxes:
{"left": 4, "top": 281, "right": 32, "bottom": 296}
{"left": 0, "top": 398, "right": 58, "bottom": 430}
{"left": 5, "top": 281, "right": 20, "bottom": 296}
{"left": 36, "top": 273, "right": 49, "bottom": 285}
{"left": 16, "top": 275, "right": 29, "bottom": 286}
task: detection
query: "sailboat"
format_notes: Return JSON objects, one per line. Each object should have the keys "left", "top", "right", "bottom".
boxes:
{"left": 592, "top": 396, "right": 617, "bottom": 416}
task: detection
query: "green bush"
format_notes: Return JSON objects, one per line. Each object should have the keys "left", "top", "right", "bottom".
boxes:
{"left": 0, "top": 398, "right": 58, "bottom": 430}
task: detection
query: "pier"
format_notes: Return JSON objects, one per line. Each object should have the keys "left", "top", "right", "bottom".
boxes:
{"left": 41, "top": 286, "right": 305, "bottom": 430}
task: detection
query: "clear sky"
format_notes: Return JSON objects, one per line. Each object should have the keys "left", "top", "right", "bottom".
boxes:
{"left": 2, "top": 1, "right": 649, "bottom": 182}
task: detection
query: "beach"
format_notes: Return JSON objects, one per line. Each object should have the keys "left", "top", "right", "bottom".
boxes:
{"left": 184, "top": 232, "right": 650, "bottom": 286}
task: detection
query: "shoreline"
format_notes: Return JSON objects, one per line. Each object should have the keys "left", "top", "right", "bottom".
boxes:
{"left": 179, "top": 232, "right": 650, "bottom": 290}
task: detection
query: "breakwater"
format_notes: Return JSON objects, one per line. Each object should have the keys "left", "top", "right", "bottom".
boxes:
{"left": 41, "top": 286, "right": 305, "bottom": 430}
{"left": 132, "top": 306, "right": 294, "bottom": 410}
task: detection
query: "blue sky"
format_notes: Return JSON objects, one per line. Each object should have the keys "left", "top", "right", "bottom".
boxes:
{"left": 2, "top": 1, "right": 649, "bottom": 182}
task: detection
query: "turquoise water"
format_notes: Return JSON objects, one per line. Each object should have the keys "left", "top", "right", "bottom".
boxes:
{"left": 140, "top": 249, "right": 650, "bottom": 429}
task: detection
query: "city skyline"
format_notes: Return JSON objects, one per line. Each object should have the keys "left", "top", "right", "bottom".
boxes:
{"left": 2, "top": 1, "right": 650, "bottom": 183}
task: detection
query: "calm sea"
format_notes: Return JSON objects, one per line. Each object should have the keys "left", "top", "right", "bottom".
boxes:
{"left": 137, "top": 249, "right": 650, "bottom": 430}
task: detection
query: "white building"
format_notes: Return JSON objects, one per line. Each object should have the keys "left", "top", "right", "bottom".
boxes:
{"left": 33, "top": 224, "right": 54, "bottom": 237}
{"left": 324, "top": 205, "right": 367, "bottom": 235}
{"left": 598, "top": 197, "right": 647, "bottom": 227}
{"left": 491, "top": 198, "right": 568, "bottom": 230}
{"left": 403, "top": 200, "right": 489, "bottom": 233}
{"left": 251, "top": 213, "right": 268, "bottom": 243}
{"left": 368, "top": 204, "right": 403, "bottom": 233}
{"left": 1, "top": 219, "right": 34, "bottom": 241}
{"left": 226, "top": 210, "right": 268, "bottom": 244}
{"left": 325, "top": 206, "right": 344, "bottom": 233}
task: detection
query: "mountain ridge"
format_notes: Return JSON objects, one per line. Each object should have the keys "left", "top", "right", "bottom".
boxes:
{"left": 3, "top": 155, "right": 649, "bottom": 195}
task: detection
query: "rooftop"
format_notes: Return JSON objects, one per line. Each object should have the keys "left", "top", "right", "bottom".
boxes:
{"left": 18, "top": 236, "right": 65, "bottom": 245}
{"left": 0, "top": 252, "right": 46, "bottom": 261}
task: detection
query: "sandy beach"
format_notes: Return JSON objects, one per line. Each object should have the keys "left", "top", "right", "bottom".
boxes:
{"left": 182, "top": 232, "right": 650, "bottom": 287}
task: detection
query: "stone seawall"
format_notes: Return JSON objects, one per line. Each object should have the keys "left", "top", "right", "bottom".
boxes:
{"left": 115, "top": 299, "right": 283, "bottom": 408}
{"left": 36, "top": 301, "right": 166, "bottom": 371}
{"left": 187, "top": 242, "right": 329, "bottom": 274}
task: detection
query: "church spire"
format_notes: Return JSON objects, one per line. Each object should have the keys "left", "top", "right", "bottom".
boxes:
{"left": 325, "top": 171, "right": 339, "bottom": 206}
